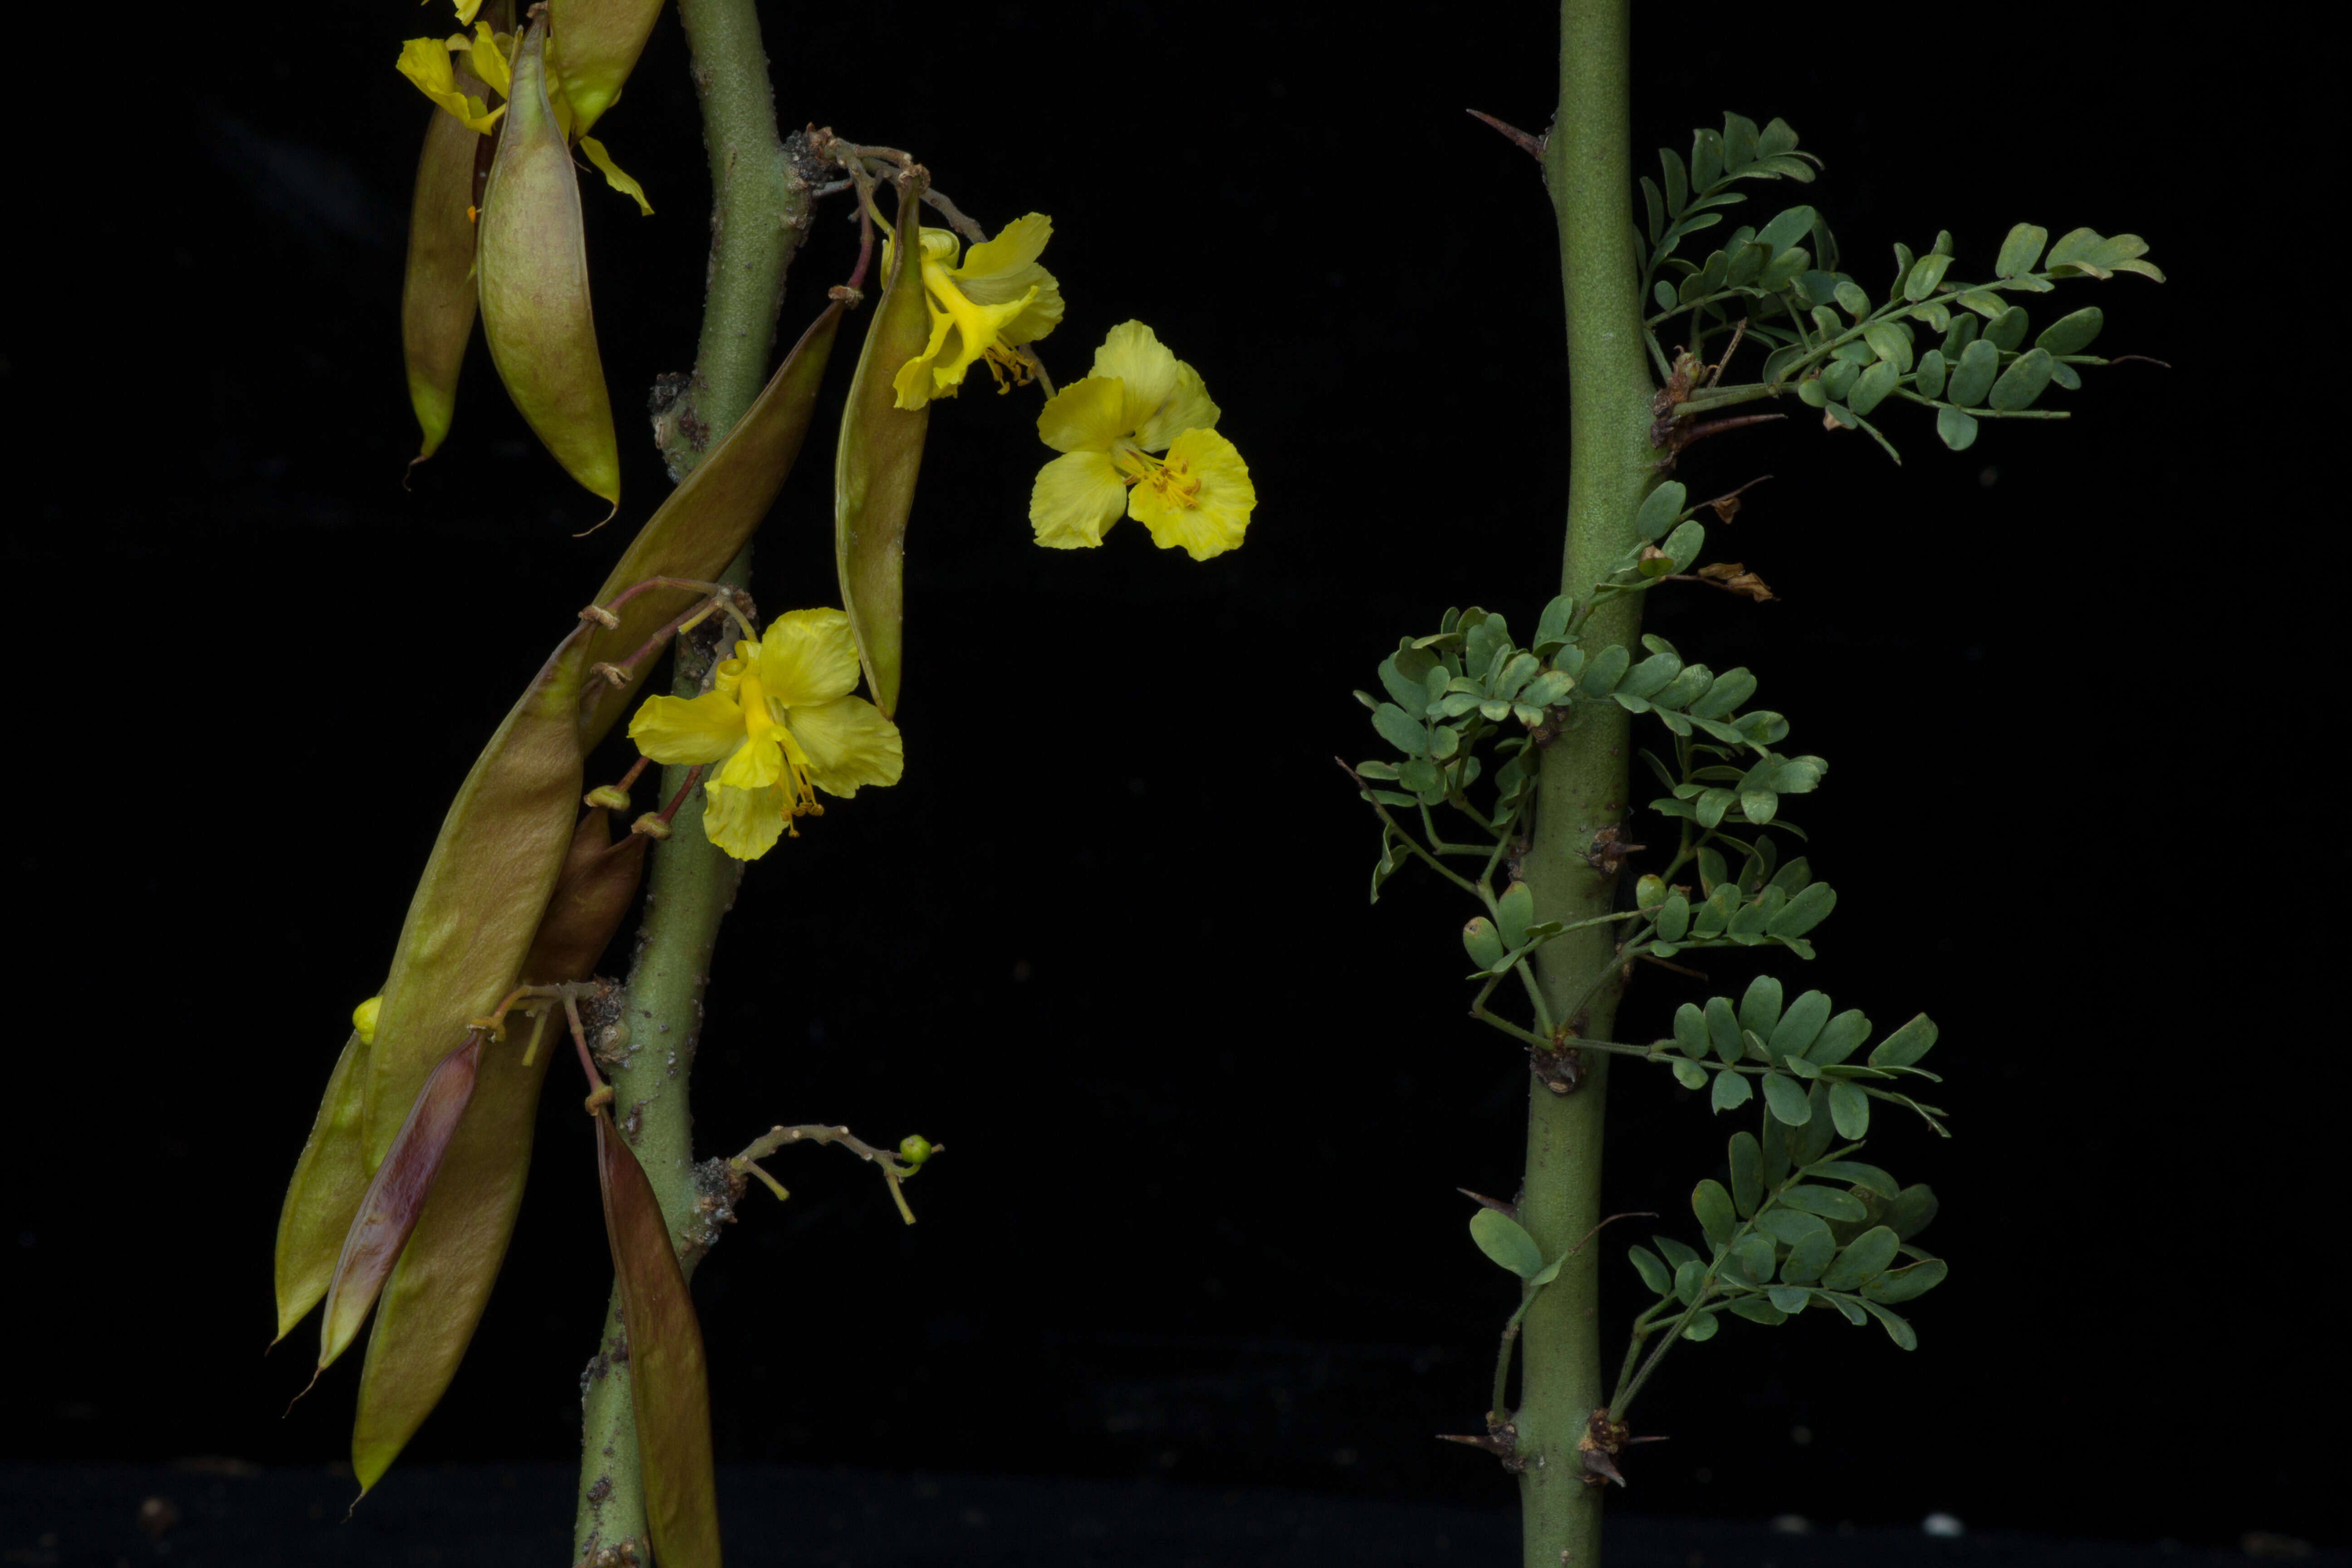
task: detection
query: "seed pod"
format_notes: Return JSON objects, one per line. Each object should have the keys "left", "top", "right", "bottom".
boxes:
{"left": 477, "top": 11, "right": 620, "bottom": 508}
{"left": 362, "top": 635, "right": 589, "bottom": 1165}
{"left": 575, "top": 301, "right": 842, "bottom": 750}
{"left": 834, "top": 176, "right": 934, "bottom": 718}
{"left": 598, "top": 1105, "right": 721, "bottom": 1568}
{"left": 273, "top": 1030, "right": 372, "bottom": 1343}
{"left": 317, "top": 1033, "right": 484, "bottom": 1372}
{"left": 351, "top": 809, "right": 648, "bottom": 1491}
{"left": 547, "top": 0, "right": 663, "bottom": 137}
{"left": 400, "top": 51, "right": 492, "bottom": 468}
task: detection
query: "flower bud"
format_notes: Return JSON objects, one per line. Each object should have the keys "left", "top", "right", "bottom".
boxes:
{"left": 897, "top": 1134, "right": 935, "bottom": 1169}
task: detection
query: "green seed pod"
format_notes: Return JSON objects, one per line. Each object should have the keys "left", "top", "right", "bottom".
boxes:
{"left": 400, "top": 51, "right": 490, "bottom": 467}
{"left": 273, "top": 1030, "right": 372, "bottom": 1344}
{"left": 835, "top": 177, "right": 936, "bottom": 718}
{"left": 547, "top": 0, "right": 663, "bottom": 137}
{"left": 897, "top": 1134, "right": 934, "bottom": 1169}
{"left": 477, "top": 11, "right": 620, "bottom": 509}
{"left": 352, "top": 809, "right": 649, "bottom": 1492}
{"left": 575, "top": 302, "right": 842, "bottom": 751}
{"left": 1636, "top": 873, "right": 1667, "bottom": 911}
{"left": 361, "top": 635, "right": 589, "bottom": 1166}
{"left": 598, "top": 1106, "right": 721, "bottom": 1568}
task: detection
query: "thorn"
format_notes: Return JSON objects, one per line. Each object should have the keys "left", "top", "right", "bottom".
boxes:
{"left": 1580, "top": 1445, "right": 1627, "bottom": 1487}
{"left": 1458, "top": 1187, "right": 1518, "bottom": 1218}
{"left": 1466, "top": 109, "right": 1546, "bottom": 159}
{"left": 1678, "top": 413, "right": 1786, "bottom": 450}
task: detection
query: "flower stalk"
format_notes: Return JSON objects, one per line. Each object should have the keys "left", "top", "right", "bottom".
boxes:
{"left": 1509, "top": 0, "right": 1659, "bottom": 1563}
{"left": 573, "top": 0, "right": 808, "bottom": 1556}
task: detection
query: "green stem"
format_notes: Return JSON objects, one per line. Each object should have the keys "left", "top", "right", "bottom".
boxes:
{"left": 1514, "top": 2, "right": 1658, "bottom": 1563}
{"left": 573, "top": 0, "right": 804, "bottom": 1559}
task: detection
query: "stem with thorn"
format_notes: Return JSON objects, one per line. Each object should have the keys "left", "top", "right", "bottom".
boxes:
{"left": 572, "top": 0, "right": 807, "bottom": 1558}
{"left": 1511, "top": 1, "right": 1660, "bottom": 1563}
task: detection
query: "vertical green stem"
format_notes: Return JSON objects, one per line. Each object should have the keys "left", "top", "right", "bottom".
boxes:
{"left": 574, "top": 0, "right": 805, "bottom": 1558}
{"left": 1513, "top": 2, "right": 1656, "bottom": 1564}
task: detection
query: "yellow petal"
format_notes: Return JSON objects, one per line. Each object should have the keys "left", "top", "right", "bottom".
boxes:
{"left": 891, "top": 303, "right": 959, "bottom": 412}
{"left": 1036, "top": 377, "right": 1132, "bottom": 455}
{"left": 452, "top": 0, "right": 487, "bottom": 22}
{"left": 919, "top": 268, "right": 1034, "bottom": 398}
{"left": 701, "top": 781, "right": 788, "bottom": 860}
{"left": 396, "top": 38, "right": 506, "bottom": 132}
{"left": 1029, "top": 451, "right": 1128, "bottom": 549}
{"left": 1090, "top": 322, "right": 1181, "bottom": 426}
{"left": 758, "top": 609, "right": 862, "bottom": 708}
{"left": 1133, "top": 361, "right": 1221, "bottom": 453}
{"left": 627, "top": 689, "right": 745, "bottom": 764}
{"left": 578, "top": 135, "right": 652, "bottom": 216}
{"left": 1126, "top": 428, "right": 1255, "bottom": 561}
{"left": 467, "top": 23, "right": 512, "bottom": 101}
{"left": 954, "top": 214, "right": 1063, "bottom": 346}
{"left": 715, "top": 730, "right": 784, "bottom": 790}
{"left": 787, "top": 698, "right": 905, "bottom": 797}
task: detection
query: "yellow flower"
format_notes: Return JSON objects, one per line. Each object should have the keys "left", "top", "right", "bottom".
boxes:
{"left": 395, "top": 18, "right": 652, "bottom": 215}
{"left": 1029, "top": 322, "right": 1255, "bottom": 561}
{"left": 888, "top": 214, "right": 1064, "bottom": 411}
{"left": 626, "top": 610, "right": 904, "bottom": 861}
{"left": 353, "top": 996, "right": 383, "bottom": 1046}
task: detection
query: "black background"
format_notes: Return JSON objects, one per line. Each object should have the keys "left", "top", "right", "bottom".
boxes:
{"left": 11, "top": 0, "right": 2333, "bottom": 1558}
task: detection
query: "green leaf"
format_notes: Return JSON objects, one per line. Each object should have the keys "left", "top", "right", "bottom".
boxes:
{"left": 1902, "top": 252, "right": 1952, "bottom": 301}
{"left": 1777, "top": 1185, "right": 1867, "bottom": 1222}
{"left": 1580, "top": 642, "right": 1632, "bottom": 696}
{"left": 1780, "top": 1223, "right": 1836, "bottom": 1285}
{"left": 1862, "top": 1258, "right": 1949, "bottom": 1304}
{"left": 1793, "top": 1083, "right": 1837, "bottom": 1164}
{"left": 1808, "top": 1160, "right": 1899, "bottom": 1198}
{"left": 1885, "top": 1183, "right": 1940, "bottom": 1241}
{"left": 1766, "top": 1284, "right": 1811, "bottom": 1315}
{"left": 1728, "top": 1296, "right": 1787, "bottom": 1327}
{"left": 1985, "top": 306, "right": 2029, "bottom": 353}
{"left": 2045, "top": 226, "right": 2161, "bottom": 281}
{"left": 1462, "top": 916, "right": 1505, "bottom": 971}
{"left": 1655, "top": 1235, "right": 1701, "bottom": 1274}
{"left": 1913, "top": 348, "right": 1946, "bottom": 400}
{"left": 1660, "top": 148, "right": 1689, "bottom": 217}
{"left": 1636, "top": 482, "right": 1687, "bottom": 541}
{"left": 1994, "top": 222, "right": 2048, "bottom": 279}
{"left": 1496, "top": 881, "right": 1535, "bottom": 942}
{"left": 1729, "top": 1132, "right": 1763, "bottom": 1218}
{"left": 1372, "top": 703, "right": 1428, "bottom": 756}
{"left": 1833, "top": 279, "right": 1870, "bottom": 317}
{"left": 1989, "top": 347, "right": 2055, "bottom": 410}
{"left": 1823, "top": 1225, "right": 1899, "bottom": 1292}
{"left": 1769, "top": 990, "right": 1831, "bottom": 1059}
{"left": 1470, "top": 1207, "right": 1546, "bottom": 1279}
{"left": 1658, "top": 518, "right": 1705, "bottom": 573}
{"left": 1672, "top": 1002, "right": 1709, "bottom": 1060}
{"left": 1946, "top": 339, "right": 1999, "bottom": 407}
{"left": 1628, "top": 1244, "right": 1674, "bottom": 1295}
{"left": 2036, "top": 305, "right": 2103, "bottom": 356}
{"left": 1808, "top": 1009, "right": 1870, "bottom": 1066}
{"left": 1935, "top": 405, "right": 1979, "bottom": 451}
{"left": 1733, "top": 1234, "right": 1777, "bottom": 1286}
{"left": 1817, "top": 1291, "right": 1867, "bottom": 1326}
{"left": 1737, "top": 975, "right": 1784, "bottom": 1037}
{"left": 1657, "top": 892, "right": 1691, "bottom": 943}
{"left": 1693, "top": 1180, "right": 1736, "bottom": 1247}
{"left": 1711, "top": 1068, "right": 1754, "bottom": 1113}
{"left": 1760, "top": 1070, "right": 1809, "bottom": 1125}
{"left": 1848, "top": 358, "right": 1898, "bottom": 417}
{"left": 1828, "top": 1080, "right": 1870, "bottom": 1139}
{"left": 1672, "top": 1058, "right": 1709, "bottom": 1091}
{"left": 1856, "top": 1297, "right": 1918, "bottom": 1350}
{"left": 1759, "top": 1113, "right": 1791, "bottom": 1190}
{"left": 1688, "top": 667, "right": 1755, "bottom": 719}
{"left": 1755, "top": 204, "right": 1815, "bottom": 256}
{"left": 1861, "top": 323, "right": 1914, "bottom": 372}
{"left": 1867, "top": 1013, "right": 1938, "bottom": 1068}
{"left": 1673, "top": 1259, "right": 1706, "bottom": 1307}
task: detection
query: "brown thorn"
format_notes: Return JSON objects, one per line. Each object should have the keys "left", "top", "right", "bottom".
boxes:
{"left": 1678, "top": 413, "right": 1786, "bottom": 450}
{"left": 1562, "top": 1211, "right": 1657, "bottom": 1258}
{"left": 1458, "top": 1187, "right": 1519, "bottom": 1218}
{"left": 1639, "top": 953, "right": 1710, "bottom": 980}
{"left": 1466, "top": 109, "right": 1546, "bottom": 159}
{"left": 2107, "top": 354, "right": 2172, "bottom": 368}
